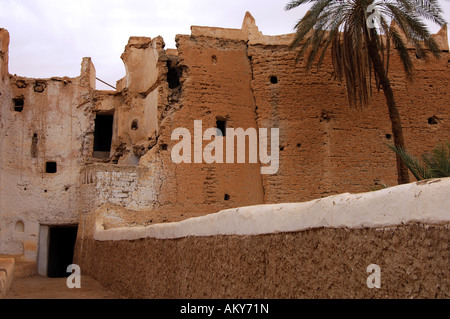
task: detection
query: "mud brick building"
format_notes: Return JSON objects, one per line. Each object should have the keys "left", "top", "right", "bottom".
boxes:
{"left": 0, "top": 13, "right": 449, "bottom": 298}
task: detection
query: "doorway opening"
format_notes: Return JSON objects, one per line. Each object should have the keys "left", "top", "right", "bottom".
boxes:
{"left": 47, "top": 225, "right": 78, "bottom": 278}
{"left": 167, "top": 60, "right": 182, "bottom": 89}
{"left": 93, "top": 113, "right": 114, "bottom": 159}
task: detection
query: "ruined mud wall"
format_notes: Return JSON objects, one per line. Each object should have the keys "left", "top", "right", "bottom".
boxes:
{"left": 148, "top": 34, "right": 265, "bottom": 216}
{"left": 0, "top": 31, "right": 95, "bottom": 261}
{"left": 84, "top": 33, "right": 266, "bottom": 224}
{"left": 71, "top": 13, "right": 450, "bottom": 228}
{"left": 123, "top": 14, "right": 450, "bottom": 222}
{"left": 76, "top": 178, "right": 450, "bottom": 299}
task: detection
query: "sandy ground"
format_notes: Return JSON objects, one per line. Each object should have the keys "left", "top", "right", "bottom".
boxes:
{"left": 5, "top": 275, "right": 123, "bottom": 299}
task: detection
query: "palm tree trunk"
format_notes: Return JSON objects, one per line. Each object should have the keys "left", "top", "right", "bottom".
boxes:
{"left": 367, "top": 35, "right": 410, "bottom": 184}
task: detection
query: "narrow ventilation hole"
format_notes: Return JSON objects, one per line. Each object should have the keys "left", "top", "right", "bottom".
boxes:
{"left": 427, "top": 116, "right": 438, "bottom": 125}
{"left": 270, "top": 76, "right": 278, "bottom": 84}
{"left": 385, "top": 134, "right": 392, "bottom": 140}
{"left": 224, "top": 194, "right": 230, "bottom": 201}
{"left": 31, "top": 133, "right": 39, "bottom": 158}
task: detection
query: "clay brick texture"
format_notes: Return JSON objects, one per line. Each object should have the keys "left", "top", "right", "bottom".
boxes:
{"left": 249, "top": 43, "right": 449, "bottom": 203}
{"left": 79, "top": 224, "right": 449, "bottom": 299}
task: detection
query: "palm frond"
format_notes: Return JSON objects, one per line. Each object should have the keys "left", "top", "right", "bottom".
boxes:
{"left": 286, "top": 0, "right": 446, "bottom": 108}
{"left": 411, "top": 0, "right": 447, "bottom": 26}
{"left": 388, "top": 144, "right": 430, "bottom": 180}
{"left": 422, "top": 142, "right": 450, "bottom": 178}
{"left": 285, "top": 0, "right": 317, "bottom": 11}
{"left": 388, "top": 142, "right": 450, "bottom": 180}
{"left": 389, "top": 26, "right": 414, "bottom": 76}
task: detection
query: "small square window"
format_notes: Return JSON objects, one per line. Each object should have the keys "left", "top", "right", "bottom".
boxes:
{"left": 13, "top": 97, "right": 24, "bottom": 112}
{"left": 45, "top": 161, "right": 57, "bottom": 174}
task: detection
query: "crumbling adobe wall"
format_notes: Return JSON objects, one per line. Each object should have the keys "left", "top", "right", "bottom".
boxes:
{"left": 0, "top": 34, "right": 95, "bottom": 261}
{"left": 80, "top": 31, "right": 267, "bottom": 226}
{"left": 148, "top": 33, "right": 265, "bottom": 215}
{"left": 77, "top": 13, "right": 449, "bottom": 228}
{"left": 138, "top": 13, "right": 450, "bottom": 215}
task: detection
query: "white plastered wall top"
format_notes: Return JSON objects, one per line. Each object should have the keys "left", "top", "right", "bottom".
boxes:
{"left": 94, "top": 177, "right": 450, "bottom": 241}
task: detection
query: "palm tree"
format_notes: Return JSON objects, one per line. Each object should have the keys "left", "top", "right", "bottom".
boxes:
{"left": 285, "top": 0, "right": 446, "bottom": 184}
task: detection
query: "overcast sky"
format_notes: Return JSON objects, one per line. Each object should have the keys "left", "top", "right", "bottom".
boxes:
{"left": 1, "top": 0, "right": 449, "bottom": 90}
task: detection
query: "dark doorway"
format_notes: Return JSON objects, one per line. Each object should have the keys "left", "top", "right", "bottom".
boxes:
{"left": 167, "top": 60, "right": 182, "bottom": 89}
{"left": 93, "top": 113, "right": 114, "bottom": 158}
{"left": 47, "top": 226, "right": 78, "bottom": 278}
{"left": 216, "top": 118, "right": 227, "bottom": 136}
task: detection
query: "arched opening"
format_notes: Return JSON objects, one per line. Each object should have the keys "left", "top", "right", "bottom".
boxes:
{"left": 131, "top": 119, "right": 139, "bottom": 130}
{"left": 15, "top": 220, "right": 25, "bottom": 233}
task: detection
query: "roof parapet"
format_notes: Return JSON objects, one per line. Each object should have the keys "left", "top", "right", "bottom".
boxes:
{"left": 190, "top": 12, "right": 449, "bottom": 50}
{"left": 433, "top": 24, "right": 449, "bottom": 51}
{"left": 190, "top": 11, "right": 295, "bottom": 45}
